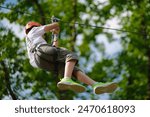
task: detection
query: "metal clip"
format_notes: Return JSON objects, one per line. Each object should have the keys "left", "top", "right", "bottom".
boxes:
{"left": 51, "top": 16, "right": 60, "bottom": 23}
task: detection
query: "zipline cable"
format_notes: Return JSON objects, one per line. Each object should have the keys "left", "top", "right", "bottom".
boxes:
{"left": 0, "top": 5, "right": 139, "bottom": 34}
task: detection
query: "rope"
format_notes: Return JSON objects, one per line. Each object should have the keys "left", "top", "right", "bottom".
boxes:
{"left": 60, "top": 21, "right": 138, "bottom": 34}
{"left": 0, "top": 5, "right": 140, "bottom": 34}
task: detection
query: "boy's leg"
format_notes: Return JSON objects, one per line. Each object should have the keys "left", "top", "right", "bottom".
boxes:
{"left": 73, "top": 70, "right": 96, "bottom": 86}
{"left": 57, "top": 60, "right": 86, "bottom": 93}
{"left": 64, "top": 60, "right": 76, "bottom": 78}
{"left": 73, "top": 70, "right": 118, "bottom": 94}
{"left": 56, "top": 47, "right": 118, "bottom": 94}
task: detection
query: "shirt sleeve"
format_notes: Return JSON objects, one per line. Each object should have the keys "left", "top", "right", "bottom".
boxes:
{"left": 29, "top": 26, "right": 46, "bottom": 38}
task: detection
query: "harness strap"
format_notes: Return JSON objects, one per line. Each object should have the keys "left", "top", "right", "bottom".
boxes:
{"left": 52, "top": 46, "right": 59, "bottom": 78}
{"left": 30, "top": 42, "right": 42, "bottom": 53}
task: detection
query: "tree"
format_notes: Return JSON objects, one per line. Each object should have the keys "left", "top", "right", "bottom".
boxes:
{"left": 86, "top": 0, "right": 150, "bottom": 99}
{"left": 1, "top": 0, "right": 149, "bottom": 100}
{"left": 0, "top": 0, "right": 93, "bottom": 100}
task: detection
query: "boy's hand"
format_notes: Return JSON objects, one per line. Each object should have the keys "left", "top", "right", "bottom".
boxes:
{"left": 50, "top": 22, "right": 60, "bottom": 34}
{"left": 51, "top": 27, "right": 60, "bottom": 34}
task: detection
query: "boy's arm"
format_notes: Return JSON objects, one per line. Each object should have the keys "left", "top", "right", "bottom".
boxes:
{"left": 44, "top": 22, "right": 59, "bottom": 32}
{"left": 44, "top": 22, "right": 59, "bottom": 47}
{"left": 52, "top": 35, "right": 59, "bottom": 47}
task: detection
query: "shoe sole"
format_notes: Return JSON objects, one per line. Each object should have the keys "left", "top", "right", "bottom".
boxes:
{"left": 57, "top": 82, "right": 86, "bottom": 93}
{"left": 94, "top": 82, "right": 118, "bottom": 94}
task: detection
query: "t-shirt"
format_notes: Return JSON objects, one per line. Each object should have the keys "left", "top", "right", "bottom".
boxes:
{"left": 25, "top": 26, "right": 47, "bottom": 67}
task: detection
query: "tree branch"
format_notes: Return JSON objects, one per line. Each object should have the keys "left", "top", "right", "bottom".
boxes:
{"left": 1, "top": 61, "right": 18, "bottom": 100}
{"left": 70, "top": 0, "right": 77, "bottom": 51}
{"left": 32, "top": 0, "right": 49, "bottom": 41}
{"left": 32, "top": 0, "right": 46, "bottom": 24}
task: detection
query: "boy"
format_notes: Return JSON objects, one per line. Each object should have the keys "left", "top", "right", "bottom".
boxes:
{"left": 25, "top": 21, "right": 118, "bottom": 94}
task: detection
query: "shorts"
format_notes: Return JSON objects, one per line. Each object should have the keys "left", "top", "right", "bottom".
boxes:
{"left": 34, "top": 44, "right": 81, "bottom": 76}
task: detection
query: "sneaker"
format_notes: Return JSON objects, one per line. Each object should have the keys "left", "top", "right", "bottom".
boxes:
{"left": 57, "top": 78, "right": 86, "bottom": 93}
{"left": 93, "top": 82, "right": 118, "bottom": 94}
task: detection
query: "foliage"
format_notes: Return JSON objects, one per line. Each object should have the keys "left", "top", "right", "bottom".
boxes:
{"left": 0, "top": 0, "right": 150, "bottom": 100}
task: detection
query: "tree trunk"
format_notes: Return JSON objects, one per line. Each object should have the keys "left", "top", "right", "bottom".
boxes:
{"left": 32, "top": 0, "right": 46, "bottom": 24}
{"left": 1, "top": 61, "right": 18, "bottom": 100}
{"left": 147, "top": 48, "right": 150, "bottom": 99}
{"left": 70, "top": 0, "right": 77, "bottom": 52}
{"left": 141, "top": 16, "right": 150, "bottom": 99}
{"left": 32, "top": 0, "right": 49, "bottom": 41}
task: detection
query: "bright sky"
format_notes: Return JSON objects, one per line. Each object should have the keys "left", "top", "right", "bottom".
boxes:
{"left": 1, "top": 18, "right": 25, "bottom": 39}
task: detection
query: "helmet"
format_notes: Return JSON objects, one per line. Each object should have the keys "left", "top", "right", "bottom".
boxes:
{"left": 25, "top": 21, "right": 41, "bottom": 30}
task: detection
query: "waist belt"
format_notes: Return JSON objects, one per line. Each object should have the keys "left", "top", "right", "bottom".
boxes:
{"left": 30, "top": 42, "right": 42, "bottom": 53}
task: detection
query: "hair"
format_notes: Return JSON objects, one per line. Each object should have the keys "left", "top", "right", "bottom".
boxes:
{"left": 25, "top": 26, "right": 34, "bottom": 34}
{"left": 25, "top": 25, "right": 40, "bottom": 34}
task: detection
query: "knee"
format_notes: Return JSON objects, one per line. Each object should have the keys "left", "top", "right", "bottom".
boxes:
{"left": 66, "top": 53, "right": 79, "bottom": 63}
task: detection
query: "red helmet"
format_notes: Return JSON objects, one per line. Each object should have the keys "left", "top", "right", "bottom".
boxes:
{"left": 25, "top": 21, "right": 41, "bottom": 30}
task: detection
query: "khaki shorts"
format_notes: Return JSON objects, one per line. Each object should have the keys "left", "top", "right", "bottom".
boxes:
{"left": 34, "top": 44, "right": 81, "bottom": 76}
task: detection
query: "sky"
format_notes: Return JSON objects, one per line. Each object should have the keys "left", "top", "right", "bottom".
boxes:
{"left": 1, "top": 18, "right": 25, "bottom": 39}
